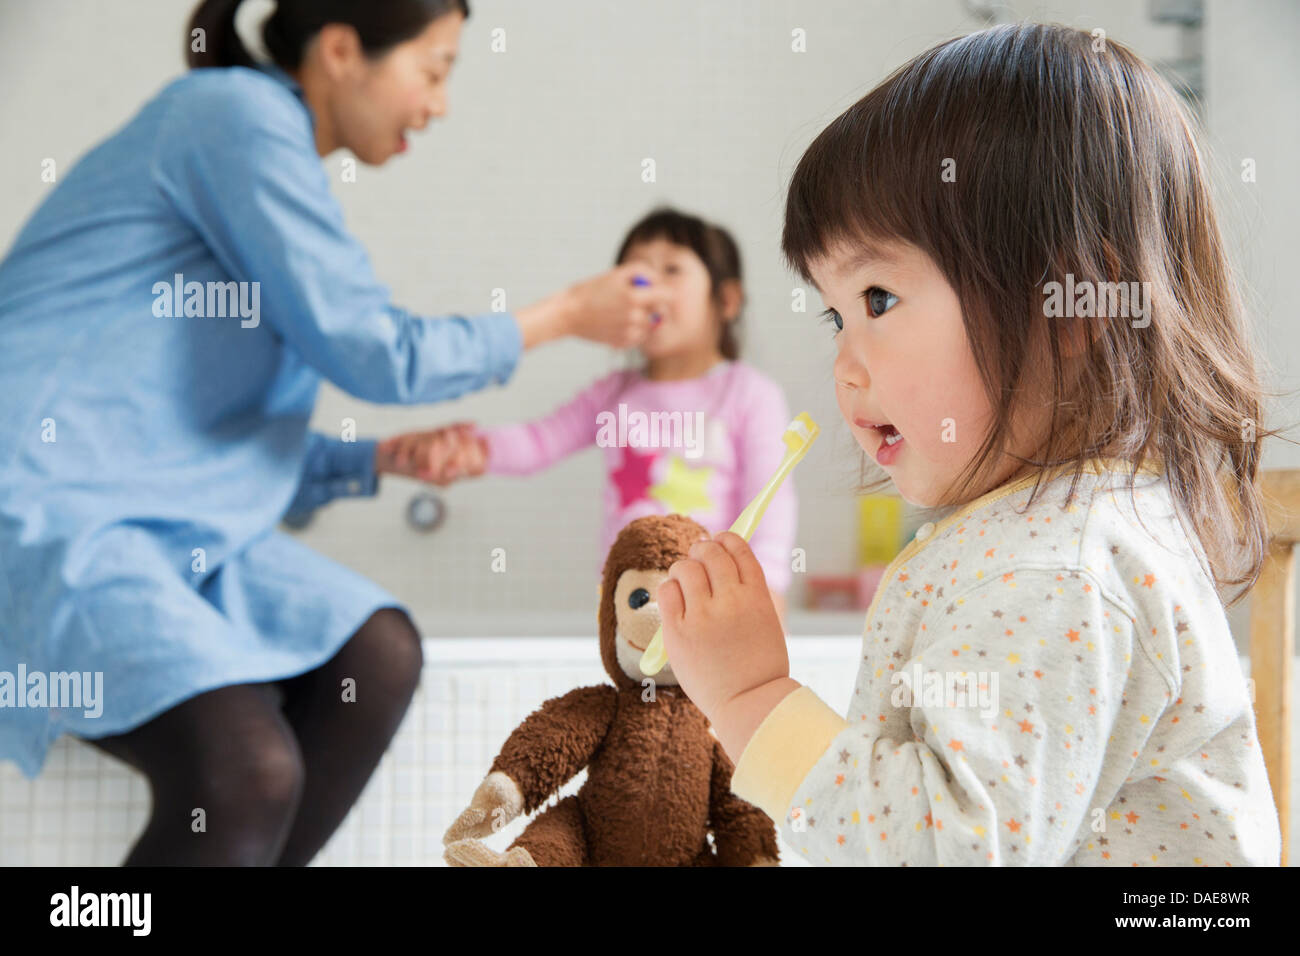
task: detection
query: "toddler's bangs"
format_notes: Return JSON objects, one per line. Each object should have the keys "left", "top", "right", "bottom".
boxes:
{"left": 783, "top": 22, "right": 1138, "bottom": 293}
{"left": 780, "top": 81, "right": 937, "bottom": 287}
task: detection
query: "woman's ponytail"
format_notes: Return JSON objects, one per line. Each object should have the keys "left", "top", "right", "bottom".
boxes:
{"left": 186, "top": 0, "right": 256, "bottom": 69}
{"left": 184, "top": 0, "right": 471, "bottom": 72}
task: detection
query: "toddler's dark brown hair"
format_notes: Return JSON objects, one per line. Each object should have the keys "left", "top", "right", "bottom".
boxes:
{"left": 782, "top": 22, "right": 1279, "bottom": 601}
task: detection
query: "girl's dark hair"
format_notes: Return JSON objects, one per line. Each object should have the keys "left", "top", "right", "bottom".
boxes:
{"left": 782, "top": 21, "right": 1285, "bottom": 603}
{"left": 615, "top": 206, "right": 744, "bottom": 361}
{"left": 186, "top": 0, "right": 470, "bottom": 71}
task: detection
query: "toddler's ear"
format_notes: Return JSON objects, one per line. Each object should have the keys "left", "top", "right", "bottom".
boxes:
{"left": 717, "top": 278, "right": 744, "bottom": 322}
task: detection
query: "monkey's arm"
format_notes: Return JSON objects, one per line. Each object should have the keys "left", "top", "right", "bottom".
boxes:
{"left": 707, "top": 736, "right": 781, "bottom": 866}
{"left": 489, "top": 684, "right": 619, "bottom": 812}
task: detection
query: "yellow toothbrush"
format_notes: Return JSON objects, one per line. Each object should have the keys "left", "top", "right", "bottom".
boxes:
{"left": 639, "top": 412, "right": 820, "bottom": 676}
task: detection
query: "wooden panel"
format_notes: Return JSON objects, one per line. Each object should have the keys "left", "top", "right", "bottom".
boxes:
{"left": 1261, "top": 470, "right": 1300, "bottom": 543}
{"left": 1249, "top": 470, "right": 1298, "bottom": 865}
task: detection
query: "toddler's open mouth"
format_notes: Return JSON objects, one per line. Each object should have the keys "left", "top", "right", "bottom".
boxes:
{"left": 855, "top": 418, "right": 904, "bottom": 465}
{"left": 874, "top": 424, "right": 904, "bottom": 465}
{"left": 854, "top": 418, "right": 901, "bottom": 441}
{"left": 876, "top": 424, "right": 902, "bottom": 446}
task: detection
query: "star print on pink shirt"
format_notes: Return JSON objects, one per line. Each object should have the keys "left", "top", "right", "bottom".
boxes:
{"left": 611, "top": 445, "right": 657, "bottom": 508}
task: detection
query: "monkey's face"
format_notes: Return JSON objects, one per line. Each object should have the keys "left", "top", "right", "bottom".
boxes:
{"left": 612, "top": 568, "right": 679, "bottom": 686}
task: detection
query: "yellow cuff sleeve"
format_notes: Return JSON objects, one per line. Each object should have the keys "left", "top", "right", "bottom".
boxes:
{"left": 729, "top": 685, "right": 850, "bottom": 824}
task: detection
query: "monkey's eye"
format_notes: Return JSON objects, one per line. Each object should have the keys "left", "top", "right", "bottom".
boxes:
{"left": 628, "top": 587, "right": 651, "bottom": 610}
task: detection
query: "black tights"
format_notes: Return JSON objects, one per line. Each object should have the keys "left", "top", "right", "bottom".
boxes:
{"left": 80, "top": 608, "right": 423, "bottom": 866}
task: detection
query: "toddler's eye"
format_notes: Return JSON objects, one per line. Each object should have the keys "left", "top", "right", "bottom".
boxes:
{"left": 862, "top": 286, "right": 899, "bottom": 317}
{"left": 819, "top": 309, "right": 843, "bottom": 336}
{"left": 628, "top": 587, "right": 651, "bottom": 609}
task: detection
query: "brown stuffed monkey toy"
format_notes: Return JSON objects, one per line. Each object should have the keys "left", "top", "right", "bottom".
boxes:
{"left": 443, "top": 514, "right": 780, "bottom": 866}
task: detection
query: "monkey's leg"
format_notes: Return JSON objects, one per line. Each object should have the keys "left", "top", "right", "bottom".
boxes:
{"left": 511, "top": 795, "right": 589, "bottom": 867}
{"left": 690, "top": 843, "right": 719, "bottom": 867}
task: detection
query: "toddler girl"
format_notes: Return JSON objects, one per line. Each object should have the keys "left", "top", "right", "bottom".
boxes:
{"left": 657, "top": 23, "right": 1283, "bottom": 866}
{"left": 381, "top": 207, "right": 798, "bottom": 621}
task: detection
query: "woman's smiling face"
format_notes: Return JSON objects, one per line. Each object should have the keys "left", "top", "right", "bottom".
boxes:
{"left": 807, "top": 238, "right": 1019, "bottom": 507}
{"left": 309, "top": 12, "right": 464, "bottom": 164}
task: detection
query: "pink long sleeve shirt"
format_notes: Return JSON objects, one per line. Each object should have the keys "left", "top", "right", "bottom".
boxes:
{"left": 475, "top": 359, "right": 797, "bottom": 592}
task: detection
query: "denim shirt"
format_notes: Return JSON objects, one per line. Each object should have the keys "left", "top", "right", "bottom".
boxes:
{"left": 284, "top": 434, "right": 380, "bottom": 522}
{"left": 0, "top": 61, "right": 521, "bottom": 776}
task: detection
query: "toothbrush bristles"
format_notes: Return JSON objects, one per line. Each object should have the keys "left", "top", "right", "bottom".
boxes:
{"left": 784, "top": 414, "right": 819, "bottom": 450}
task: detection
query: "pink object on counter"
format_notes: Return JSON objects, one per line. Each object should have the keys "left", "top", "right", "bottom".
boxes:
{"left": 804, "top": 565, "right": 888, "bottom": 611}
{"left": 804, "top": 576, "right": 858, "bottom": 611}
{"left": 857, "top": 565, "right": 886, "bottom": 607}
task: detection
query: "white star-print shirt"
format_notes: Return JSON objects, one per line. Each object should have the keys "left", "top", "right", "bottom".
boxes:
{"left": 731, "top": 460, "right": 1281, "bottom": 865}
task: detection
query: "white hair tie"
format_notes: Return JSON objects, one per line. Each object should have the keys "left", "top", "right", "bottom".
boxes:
{"left": 233, "top": 0, "right": 277, "bottom": 64}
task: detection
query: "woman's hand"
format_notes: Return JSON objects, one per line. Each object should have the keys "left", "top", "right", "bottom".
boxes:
{"left": 376, "top": 422, "right": 488, "bottom": 485}
{"left": 658, "top": 532, "right": 800, "bottom": 760}
{"left": 515, "top": 264, "right": 670, "bottom": 350}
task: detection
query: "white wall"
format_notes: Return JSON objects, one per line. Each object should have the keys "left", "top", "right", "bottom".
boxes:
{"left": 1, "top": 0, "right": 1295, "bottom": 642}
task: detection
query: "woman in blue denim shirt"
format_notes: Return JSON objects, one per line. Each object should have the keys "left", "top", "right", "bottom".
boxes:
{"left": 0, "top": 0, "right": 664, "bottom": 865}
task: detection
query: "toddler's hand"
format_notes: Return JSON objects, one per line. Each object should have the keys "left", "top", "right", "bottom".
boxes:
{"left": 438, "top": 423, "right": 489, "bottom": 483}
{"left": 376, "top": 422, "right": 488, "bottom": 485}
{"left": 657, "top": 532, "right": 790, "bottom": 725}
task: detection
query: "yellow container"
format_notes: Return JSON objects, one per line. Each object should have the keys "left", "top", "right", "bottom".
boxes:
{"left": 858, "top": 495, "right": 903, "bottom": 565}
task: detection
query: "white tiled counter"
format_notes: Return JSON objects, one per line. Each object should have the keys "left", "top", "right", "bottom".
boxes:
{"left": 2, "top": 631, "right": 1294, "bottom": 867}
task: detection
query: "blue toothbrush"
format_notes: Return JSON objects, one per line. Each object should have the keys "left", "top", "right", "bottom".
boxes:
{"left": 633, "top": 274, "right": 661, "bottom": 324}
